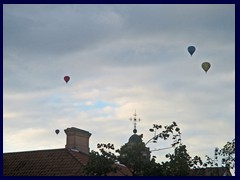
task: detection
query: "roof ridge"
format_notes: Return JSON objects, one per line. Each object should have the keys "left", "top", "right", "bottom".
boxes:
{"left": 3, "top": 148, "right": 66, "bottom": 154}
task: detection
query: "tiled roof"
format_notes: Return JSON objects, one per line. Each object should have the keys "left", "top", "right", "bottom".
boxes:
{"left": 188, "top": 167, "right": 232, "bottom": 176}
{"left": 5, "top": 148, "right": 229, "bottom": 176}
{"left": 3, "top": 148, "right": 132, "bottom": 176}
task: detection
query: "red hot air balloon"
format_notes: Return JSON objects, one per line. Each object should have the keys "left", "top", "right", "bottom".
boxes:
{"left": 64, "top": 76, "right": 70, "bottom": 83}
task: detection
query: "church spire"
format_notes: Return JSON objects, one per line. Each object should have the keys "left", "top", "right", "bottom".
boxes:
{"left": 130, "top": 110, "right": 141, "bottom": 134}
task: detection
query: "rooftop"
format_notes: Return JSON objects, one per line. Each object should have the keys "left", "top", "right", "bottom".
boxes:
{"left": 3, "top": 148, "right": 132, "bottom": 176}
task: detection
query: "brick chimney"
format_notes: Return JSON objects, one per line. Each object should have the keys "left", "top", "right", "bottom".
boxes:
{"left": 64, "top": 127, "right": 91, "bottom": 155}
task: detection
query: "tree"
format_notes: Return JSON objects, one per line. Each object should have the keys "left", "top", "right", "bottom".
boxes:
{"left": 114, "top": 121, "right": 183, "bottom": 175}
{"left": 161, "top": 144, "right": 205, "bottom": 176}
{"left": 200, "top": 139, "right": 235, "bottom": 175}
{"left": 218, "top": 138, "right": 235, "bottom": 171}
{"left": 83, "top": 122, "right": 235, "bottom": 176}
{"left": 83, "top": 122, "right": 190, "bottom": 176}
{"left": 146, "top": 122, "right": 181, "bottom": 150}
{"left": 116, "top": 141, "right": 159, "bottom": 175}
{"left": 161, "top": 144, "right": 191, "bottom": 176}
{"left": 82, "top": 143, "right": 117, "bottom": 176}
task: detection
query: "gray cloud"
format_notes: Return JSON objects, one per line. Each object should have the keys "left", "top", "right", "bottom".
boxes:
{"left": 3, "top": 4, "right": 234, "bottom": 56}
{"left": 3, "top": 4, "right": 125, "bottom": 55}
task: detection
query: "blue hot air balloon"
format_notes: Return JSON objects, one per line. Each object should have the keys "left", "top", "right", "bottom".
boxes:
{"left": 187, "top": 46, "right": 196, "bottom": 56}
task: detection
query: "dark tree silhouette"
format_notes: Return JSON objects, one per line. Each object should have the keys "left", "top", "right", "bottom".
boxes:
{"left": 83, "top": 122, "right": 235, "bottom": 176}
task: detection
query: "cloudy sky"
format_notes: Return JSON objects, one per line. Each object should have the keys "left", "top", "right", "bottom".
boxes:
{"left": 3, "top": 4, "right": 235, "bottom": 164}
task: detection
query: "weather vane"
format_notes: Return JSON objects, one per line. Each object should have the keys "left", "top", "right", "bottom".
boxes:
{"left": 130, "top": 110, "right": 141, "bottom": 134}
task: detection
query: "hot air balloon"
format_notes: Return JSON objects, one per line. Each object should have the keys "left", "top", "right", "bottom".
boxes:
{"left": 55, "top": 129, "right": 60, "bottom": 135}
{"left": 202, "top": 62, "right": 211, "bottom": 73}
{"left": 187, "top": 46, "right": 196, "bottom": 56}
{"left": 64, "top": 76, "right": 70, "bottom": 83}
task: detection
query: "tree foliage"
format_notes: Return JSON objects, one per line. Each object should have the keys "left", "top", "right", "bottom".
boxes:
{"left": 146, "top": 122, "right": 181, "bottom": 149}
{"left": 82, "top": 143, "right": 117, "bottom": 176}
{"left": 161, "top": 144, "right": 191, "bottom": 176}
{"left": 83, "top": 122, "right": 235, "bottom": 176}
{"left": 201, "top": 139, "right": 235, "bottom": 174}
{"left": 218, "top": 138, "right": 235, "bottom": 170}
{"left": 116, "top": 142, "right": 157, "bottom": 175}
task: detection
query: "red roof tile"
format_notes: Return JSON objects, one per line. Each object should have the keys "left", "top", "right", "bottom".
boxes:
{"left": 3, "top": 148, "right": 132, "bottom": 176}
{"left": 4, "top": 148, "right": 84, "bottom": 176}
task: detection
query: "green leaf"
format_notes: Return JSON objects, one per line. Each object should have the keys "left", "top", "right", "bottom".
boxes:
{"left": 149, "top": 128, "right": 154, "bottom": 132}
